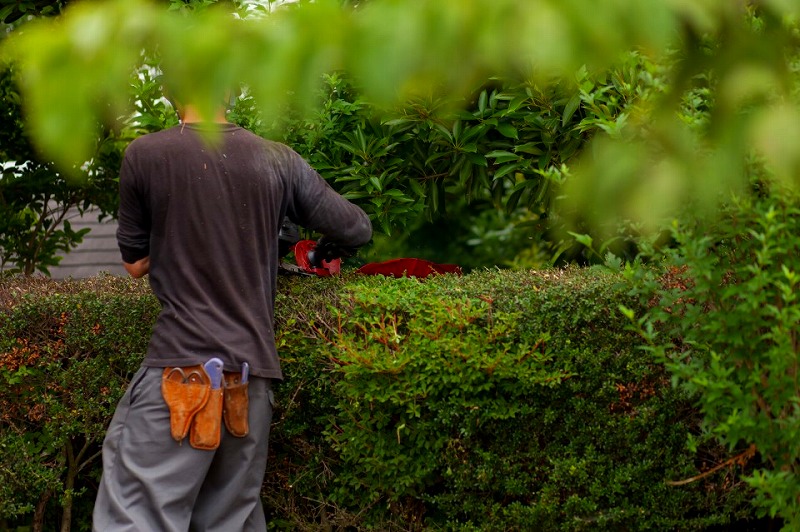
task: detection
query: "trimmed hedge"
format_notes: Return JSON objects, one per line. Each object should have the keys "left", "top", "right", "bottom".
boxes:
{"left": 0, "top": 269, "right": 756, "bottom": 530}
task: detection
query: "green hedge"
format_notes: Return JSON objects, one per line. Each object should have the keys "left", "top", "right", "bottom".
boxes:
{"left": 0, "top": 269, "right": 757, "bottom": 530}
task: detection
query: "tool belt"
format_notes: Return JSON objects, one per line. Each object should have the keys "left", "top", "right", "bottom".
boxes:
{"left": 161, "top": 364, "right": 250, "bottom": 450}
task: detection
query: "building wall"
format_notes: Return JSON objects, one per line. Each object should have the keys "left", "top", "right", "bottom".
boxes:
{"left": 49, "top": 208, "right": 127, "bottom": 279}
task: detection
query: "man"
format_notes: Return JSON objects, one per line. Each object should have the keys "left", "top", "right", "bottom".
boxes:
{"left": 93, "top": 98, "right": 372, "bottom": 531}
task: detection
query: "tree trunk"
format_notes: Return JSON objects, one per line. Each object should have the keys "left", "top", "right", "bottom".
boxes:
{"left": 60, "top": 443, "right": 77, "bottom": 532}
{"left": 60, "top": 482, "right": 73, "bottom": 532}
{"left": 32, "top": 489, "right": 52, "bottom": 532}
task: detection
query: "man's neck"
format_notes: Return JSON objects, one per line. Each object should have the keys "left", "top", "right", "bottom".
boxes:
{"left": 180, "top": 105, "right": 229, "bottom": 124}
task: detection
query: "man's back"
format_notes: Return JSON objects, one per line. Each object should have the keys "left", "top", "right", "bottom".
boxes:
{"left": 117, "top": 123, "right": 372, "bottom": 378}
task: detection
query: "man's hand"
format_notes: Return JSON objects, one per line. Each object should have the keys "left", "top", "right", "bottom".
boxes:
{"left": 308, "top": 237, "right": 358, "bottom": 268}
{"left": 124, "top": 257, "right": 150, "bottom": 278}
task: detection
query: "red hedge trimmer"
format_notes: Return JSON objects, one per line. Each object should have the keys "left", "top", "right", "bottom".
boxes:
{"left": 278, "top": 217, "right": 461, "bottom": 279}
{"left": 278, "top": 218, "right": 351, "bottom": 276}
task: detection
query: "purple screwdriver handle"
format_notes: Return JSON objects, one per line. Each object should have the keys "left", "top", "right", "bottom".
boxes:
{"left": 241, "top": 362, "right": 249, "bottom": 384}
{"left": 203, "top": 358, "right": 224, "bottom": 389}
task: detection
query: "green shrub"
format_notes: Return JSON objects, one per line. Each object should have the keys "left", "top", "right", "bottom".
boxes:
{"left": 0, "top": 275, "right": 157, "bottom": 531}
{"left": 627, "top": 190, "right": 800, "bottom": 528}
{"left": 267, "top": 269, "right": 754, "bottom": 530}
{"left": 0, "top": 269, "right": 757, "bottom": 530}
{"left": 231, "top": 61, "right": 647, "bottom": 269}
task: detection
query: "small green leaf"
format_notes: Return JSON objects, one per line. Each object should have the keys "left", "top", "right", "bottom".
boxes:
{"left": 618, "top": 305, "right": 635, "bottom": 320}
{"left": 485, "top": 150, "right": 518, "bottom": 164}
{"left": 567, "top": 231, "right": 593, "bottom": 249}
{"left": 478, "top": 90, "right": 487, "bottom": 115}
{"left": 467, "top": 153, "right": 487, "bottom": 166}
{"left": 493, "top": 163, "right": 519, "bottom": 180}
{"left": 514, "top": 142, "right": 544, "bottom": 156}
{"left": 496, "top": 123, "right": 518, "bottom": 139}
{"left": 561, "top": 92, "right": 582, "bottom": 127}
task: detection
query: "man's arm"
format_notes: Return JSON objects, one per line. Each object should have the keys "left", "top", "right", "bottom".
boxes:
{"left": 116, "top": 145, "right": 152, "bottom": 276}
{"left": 286, "top": 150, "right": 373, "bottom": 248}
{"left": 124, "top": 256, "right": 150, "bottom": 278}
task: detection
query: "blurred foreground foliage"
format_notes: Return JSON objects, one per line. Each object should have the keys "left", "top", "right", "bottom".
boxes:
{"left": 4, "top": 0, "right": 800, "bottom": 273}
{"left": 0, "top": 268, "right": 765, "bottom": 531}
{"left": 2, "top": 0, "right": 800, "bottom": 232}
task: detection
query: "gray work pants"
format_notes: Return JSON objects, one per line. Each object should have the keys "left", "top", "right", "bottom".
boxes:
{"left": 93, "top": 366, "right": 274, "bottom": 532}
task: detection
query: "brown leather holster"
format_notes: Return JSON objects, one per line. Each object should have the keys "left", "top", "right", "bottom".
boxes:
{"left": 223, "top": 372, "right": 250, "bottom": 438}
{"left": 161, "top": 364, "right": 249, "bottom": 450}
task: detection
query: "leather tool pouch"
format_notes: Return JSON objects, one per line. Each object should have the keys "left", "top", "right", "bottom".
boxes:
{"left": 162, "top": 364, "right": 250, "bottom": 450}
{"left": 190, "top": 387, "right": 224, "bottom": 450}
{"left": 223, "top": 373, "right": 250, "bottom": 438}
{"left": 162, "top": 365, "right": 210, "bottom": 443}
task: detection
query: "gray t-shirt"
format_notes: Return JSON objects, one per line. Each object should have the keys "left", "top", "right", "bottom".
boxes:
{"left": 117, "top": 123, "right": 372, "bottom": 379}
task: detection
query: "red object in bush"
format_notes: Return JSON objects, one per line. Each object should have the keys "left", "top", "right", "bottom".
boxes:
{"left": 293, "top": 240, "right": 341, "bottom": 276}
{"left": 356, "top": 258, "right": 462, "bottom": 279}
{"left": 293, "top": 240, "right": 460, "bottom": 279}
